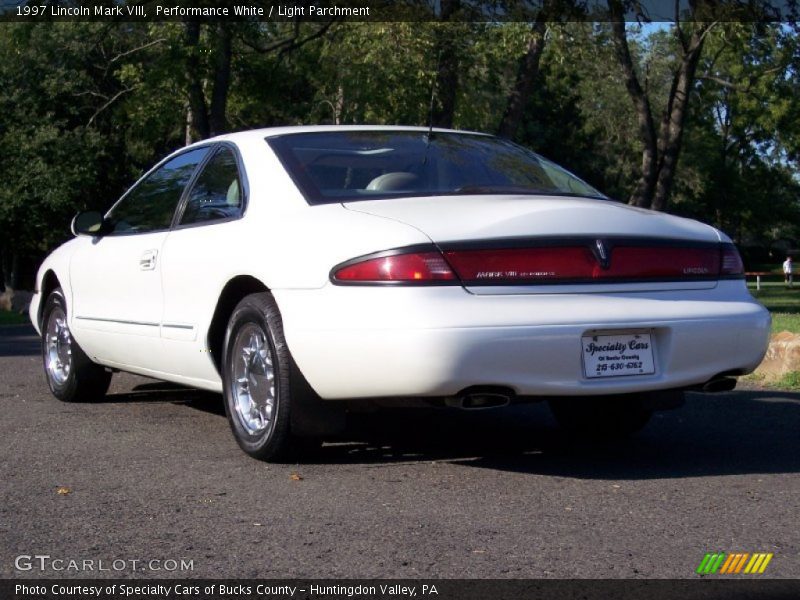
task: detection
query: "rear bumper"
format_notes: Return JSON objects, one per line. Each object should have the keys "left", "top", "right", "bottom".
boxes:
{"left": 274, "top": 281, "right": 770, "bottom": 400}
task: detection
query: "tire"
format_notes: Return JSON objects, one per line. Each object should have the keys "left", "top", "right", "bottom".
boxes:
{"left": 221, "top": 292, "right": 317, "bottom": 461}
{"left": 548, "top": 394, "right": 653, "bottom": 440}
{"left": 41, "top": 288, "right": 112, "bottom": 402}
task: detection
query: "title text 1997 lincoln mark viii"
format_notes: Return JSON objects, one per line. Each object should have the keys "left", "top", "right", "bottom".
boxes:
{"left": 30, "top": 126, "right": 770, "bottom": 460}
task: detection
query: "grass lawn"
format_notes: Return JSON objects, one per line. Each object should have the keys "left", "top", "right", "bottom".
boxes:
{"left": 0, "top": 310, "right": 29, "bottom": 325}
{"left": 748, "top": 283, "right": 800, "bottom": 332}
{"left": 747, "top": 278, "right": 800, "bottom": 334}
{"left": 748, "top": 280, "right": 800, "bottom": 312}
{"left": 770, "top": 313, "right": 800, "bottom": 334}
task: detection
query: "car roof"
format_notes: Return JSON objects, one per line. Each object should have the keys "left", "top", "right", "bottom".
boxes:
{"left": 196, "top": 125, "right": 492, "bottom": 147}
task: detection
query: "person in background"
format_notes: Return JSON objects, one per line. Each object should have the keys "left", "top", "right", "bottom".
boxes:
{"left": 783, "top": 255, "right": 793, "bottom": 288}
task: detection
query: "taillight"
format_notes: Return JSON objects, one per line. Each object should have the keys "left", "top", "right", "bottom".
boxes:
{"left": 443, "top": 245, "right": 726, "bottom": 283}
{"left": 331, "top": 241, "right": 745, "bottom": 286}
{"left": 609, "top": 247, "right": 719, "bottom": 279}
{"left": 332, "top": 251, "right": 457, "bottom": 283}
{"left": 720, "top": 244, "right": 745, "bottom": 276}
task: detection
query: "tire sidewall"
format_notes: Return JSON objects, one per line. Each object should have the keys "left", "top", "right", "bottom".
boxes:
{"left": 41, "top": 289, "right": 77, "bottom": 399}
{"left": 222, "top": 296, "right": 291, "bottom": 458}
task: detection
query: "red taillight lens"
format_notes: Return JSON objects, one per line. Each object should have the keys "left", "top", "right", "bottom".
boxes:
{"left": 609, "top": 247, "right": 719, "bottom": 279}
{"left": 720, "top": 244, "right": 745, "bottom": 276}
{"left": 333, "top": 251, "right": 457, "bottom": 283}
{"left": 332, "top": 242, "right": 745, "bottom": 285}
{"left": 442, "top": 244, "right": 738, "bottom": 283}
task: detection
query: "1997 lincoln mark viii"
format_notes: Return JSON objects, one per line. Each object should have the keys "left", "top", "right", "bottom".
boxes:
{"left": 29, "top": 126, "right": 770, "bottom": 460}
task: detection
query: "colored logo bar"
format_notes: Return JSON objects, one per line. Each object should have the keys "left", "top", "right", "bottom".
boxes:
{"left": 697, "top": 552, "right": 773, "bottom": 574}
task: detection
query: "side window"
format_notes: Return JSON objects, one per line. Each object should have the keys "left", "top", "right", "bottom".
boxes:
{"left": 179, "top": 147, "right": 243, "bottom": 226}
{"left": 107, "top": 147, "right": 209, "bottom": 235}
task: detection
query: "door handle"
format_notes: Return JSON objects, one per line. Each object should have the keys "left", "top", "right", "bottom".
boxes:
{"left": 139, "top": 250, "right": 158, "bottom": 271}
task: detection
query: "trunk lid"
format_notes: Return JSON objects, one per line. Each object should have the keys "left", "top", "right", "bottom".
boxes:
{"left": 343, "top": 194, "right": 719, "bottom": 243}
{"left": 343, "top": 195, "right": 725, "bottom": 293}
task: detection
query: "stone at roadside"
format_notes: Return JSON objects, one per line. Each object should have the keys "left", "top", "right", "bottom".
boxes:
{"left": 0, "top": 289, "right": 33, "bottom": 314}
{"left": 752, "top": 332, "right": 800, "bottom": 382}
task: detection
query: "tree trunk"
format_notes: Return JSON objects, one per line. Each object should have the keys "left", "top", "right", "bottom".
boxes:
{"left": 334, "top": 85, "right": 344, "bottom": 125}
{"left": 609, "top": 3, "right": 658, "bottom": 208}
{"left": 1, "top": 246, "right": 19, "bottom": 291}
{"left": 185, "top": 103, "right": 193, "bottom": 145}
{"left": 209, "top": 24, "right": 232, "bottom": 136}
{"left": 608, "top": 1, "right": 710, "bottom": 212}
{"left": 497, "top": 19, "right": 547, "bottom": 139}
{"left": 0, "top": 245, "right": 5, "bottom": 293}
{"left": 430, "top": 0, "right": 460, "bottom": 128}
{"left": 185, "top": 22, "right": 210, "bottom": 140}
{"left": 651, "top": 29, "right": 707, "bottom": 211}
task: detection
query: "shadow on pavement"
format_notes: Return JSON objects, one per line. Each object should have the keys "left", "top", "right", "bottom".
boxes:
{"left": 313, "top": 390, "right": 800, "bottom": 480}
{"left": 0, "top": 325, "right": 38, "bottom": 357}
{"left": 105, "top": 381, "right": 225, "bottom": 416}
{"left": 132, "top": 381, "right": 800, "bottom": 480}
{"left": 15, "top": 319, "right": 798, "bottom": 481}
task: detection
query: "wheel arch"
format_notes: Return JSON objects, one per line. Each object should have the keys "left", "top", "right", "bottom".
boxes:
{"left": 38, "top": 270, "right": 62, "bottom": 330}
{"left": 206, "top": 275, "right": 270, "bottom": 376}
{"left": 207, "top": 274, "right": 346, "bottom": 439}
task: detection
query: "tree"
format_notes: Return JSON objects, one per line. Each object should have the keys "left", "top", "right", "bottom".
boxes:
{"left": 0, "top": 23, "right": 174, "bottom": 289}
{"left": 1, "top": 18, "right": 798, "bottom": 289}
{"left": 496, "top": 0, "right": 583, "bottom": 139}
{"left": 497, "top": 18, "right": 548, "bottom": 139}
{"left": 183, "top": 20, "right": 335, "bottom": 141}
{"left": 305, "top": 23, "right": 436, "bottom": 125}
{"left": 430, "top": 0, "right": 463, "bottom": 128}
{"left": 672, "top": 23, "right": 800, "bottom": 245}
{"left": 608, "top": 0, "right": 715, "bottom": 211}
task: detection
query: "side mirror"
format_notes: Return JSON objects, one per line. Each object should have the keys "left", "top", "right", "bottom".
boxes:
{"left": 71, "top": 211, "right": 106, "bottom": 237}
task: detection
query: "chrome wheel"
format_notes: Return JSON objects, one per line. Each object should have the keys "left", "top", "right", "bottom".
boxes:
{"left": 230, "top": 323, "right": 276, "bottom": 435}
{"left": 45, "top": 306, "right": 72, "bottom": 385}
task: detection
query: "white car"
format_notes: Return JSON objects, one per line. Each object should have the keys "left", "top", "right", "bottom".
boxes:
{"left": 30, "top": 125, "right": 770, "bottom": 460}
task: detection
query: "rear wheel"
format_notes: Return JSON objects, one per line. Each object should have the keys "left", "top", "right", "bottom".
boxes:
{"left": 41, "top": 288, "right": 111, "bottom": 402}
{"left": 222, "top": 292, "right": 318, "bottom": 461}
{"left": 548, "top": 395, "right": 652, "bottom": 439}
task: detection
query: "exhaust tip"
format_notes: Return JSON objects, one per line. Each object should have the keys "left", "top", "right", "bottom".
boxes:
{"left": 702, "top": 377, "right": 737, "bottom": 393}
{"left": 447, "top": 386, "right": 514, "bottom": 410}
{"left": 462, "top": 393, "right": 511, "bottom": 409}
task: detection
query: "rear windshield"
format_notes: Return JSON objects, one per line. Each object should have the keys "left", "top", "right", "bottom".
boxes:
{"left": 267, "top": 131, "right": 605, "bottom": 204}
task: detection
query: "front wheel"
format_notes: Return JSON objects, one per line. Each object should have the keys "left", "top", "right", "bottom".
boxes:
{"left": 548, "top": 395, "right": 653, "bottom": 439}
{"left": 221, "top": 292, "right": 316, "bottom": 461}
{"left": 41, "top": 288, "right": 111, "bottom": 402}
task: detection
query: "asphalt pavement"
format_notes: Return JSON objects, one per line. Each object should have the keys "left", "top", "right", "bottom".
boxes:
{"left": 1, "top": 324, "right": 799, "bottom": 579}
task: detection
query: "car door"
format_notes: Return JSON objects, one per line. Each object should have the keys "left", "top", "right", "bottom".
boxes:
{"left": 69, "top": 146, "right": 210, "bottom": 372}
{"left": 159, "top": 144, "right": 247, "bottom": 384}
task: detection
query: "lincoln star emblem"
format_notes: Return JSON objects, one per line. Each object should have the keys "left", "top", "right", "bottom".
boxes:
{"left": 594, "top": 239, "right": 610, "bottom": 269}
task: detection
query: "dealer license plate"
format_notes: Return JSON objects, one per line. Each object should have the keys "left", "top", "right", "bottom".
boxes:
{"left": 581, "top": 332, "right": 655, "bottom": 379}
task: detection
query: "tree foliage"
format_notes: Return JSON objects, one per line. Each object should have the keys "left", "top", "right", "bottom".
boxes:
{"left": 0, "top": 18, "right": 798, "bottom": 288}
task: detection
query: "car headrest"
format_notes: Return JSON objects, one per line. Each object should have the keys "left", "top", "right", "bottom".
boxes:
{"left": 366, "top": 172, "right": 419, "bottom": 192}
